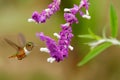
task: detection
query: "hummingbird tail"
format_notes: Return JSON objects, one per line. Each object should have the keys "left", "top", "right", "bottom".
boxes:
{"left": 8, "top": 55, "right": 16, "bottom": 58}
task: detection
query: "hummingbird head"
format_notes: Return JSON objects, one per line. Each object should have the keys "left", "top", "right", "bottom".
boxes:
{"left": 25, "top": 42, "right": 34, "bottom": 51}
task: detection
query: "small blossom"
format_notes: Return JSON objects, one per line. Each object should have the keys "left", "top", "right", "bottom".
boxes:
{"left": 30, "top": 11, "right": 40, "bottom": 23}
{"left": 53, "top": 33, "right": 60, "bottom": 39}
{"left": 70, "top": 4, "right": 79, "bottom": 14}
{"left": 64, "top": 13, "right": 78, "bottom": 24}
{"left": 68, "top": 45, "right": 74, "bottom": 51}
{"left": 40, "top": 47, "right": 50, "bottom": 53}
{"left": 64, "top": 8, "right": 71, "bottom": 12}
{"left": 79, "top": 0, "right": 91, "bottom": 19}
{"left": 47, "top": 57, "right": 56, "bottom": 63}
{"left": 64, "top": 4, "right": 79, "bottom": 14}
{"left": 80, "top": 0, "right": 89, "bottom": 10}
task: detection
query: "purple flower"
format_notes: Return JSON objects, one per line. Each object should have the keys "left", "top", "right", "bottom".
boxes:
{"left": 79, "top": 0, "right": 91, "bottom": 19}
{"left": 31, "top": 11, "right": 40, "bottom": 23}
{"left": 80, "top": 0, "right": 89, "bottom": 10}
{"left": 36, "top": 23, "right": 74, "bottom": 63}
{"left": 64, "top": 13, "right": 78, "bottom": 24}
{"left": 28, "top": 0, "right": 61, "bottom": 23}
{"left": 70, "top": 5, "right": 79, "bottom": 14}
{"left": 33, "top": 0, "right": 91, "bottom": 63}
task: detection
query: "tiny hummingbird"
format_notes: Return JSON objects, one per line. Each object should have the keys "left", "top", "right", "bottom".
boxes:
{"left": 4, "top": 33, "right": 34, "bottom": 60}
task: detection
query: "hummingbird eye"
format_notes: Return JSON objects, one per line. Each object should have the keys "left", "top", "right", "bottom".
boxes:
{"left": 26, "top": 42, "right": 34, "bottom": 48}
{"left": 26, "top": 42, "right": 34, "bottom": 51}
{"left": 28, "top": 44, "right": 31, "bottom": 46}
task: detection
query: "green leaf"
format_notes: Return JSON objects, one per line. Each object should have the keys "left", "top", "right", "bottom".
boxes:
{"left": 102, "top": 27, "right": 107, "bottom": 38}
{"left": 78, "top": 34, "right": 94, "bottom": 39}
{"left": 78, "top": 42, "right": 112, "bottom": 66}
{"left": 88, "top": 28, "right": 101, "bottom": 40}
{"left": 110, "top": 4, "right": 118, "bottom": 38}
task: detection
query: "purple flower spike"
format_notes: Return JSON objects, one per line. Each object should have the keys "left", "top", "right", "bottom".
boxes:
{"left": 28, "top": 0, "right": 61, "bottom": 24}
{"left": 37, "top": 23, "right": 74, "bottom": 63}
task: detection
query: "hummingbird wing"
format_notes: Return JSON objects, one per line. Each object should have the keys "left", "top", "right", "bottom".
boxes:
{"left": 18, "top": 33, "right": 26, "bottom": 47}
{"left": 4, "top": 38, "right": 21, "bottom": 50}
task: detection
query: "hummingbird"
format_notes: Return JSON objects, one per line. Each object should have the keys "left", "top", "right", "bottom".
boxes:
{"left": 4, "top": 33, "right": 34, "bottom": 60}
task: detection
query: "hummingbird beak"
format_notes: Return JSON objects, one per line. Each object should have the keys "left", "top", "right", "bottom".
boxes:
{"left": 33, "top": 43, "right": 40, "bottom": 47}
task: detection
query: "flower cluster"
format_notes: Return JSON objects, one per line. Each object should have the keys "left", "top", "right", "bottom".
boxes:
{"left": 28, "top": 0, "right": 61, "bottom": 23}
{"left": 30, "top": 0, "right": 90, "bottom": 63}
{"left": 36, "top": 23, "right": 73, "bottom": 62}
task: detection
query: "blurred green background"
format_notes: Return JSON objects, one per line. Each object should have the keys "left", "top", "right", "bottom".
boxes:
{"left": 0, "top": 0, "right": 120, "bottom": 80}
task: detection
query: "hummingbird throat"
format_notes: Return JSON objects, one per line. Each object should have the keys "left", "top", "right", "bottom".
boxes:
{"left": 24, "top": 47, "right": 31, "bottom": 55}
